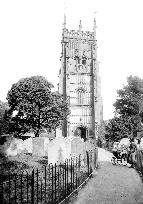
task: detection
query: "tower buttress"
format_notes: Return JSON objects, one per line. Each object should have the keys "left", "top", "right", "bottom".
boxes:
{"left": 61, "top": 14, "right": 67, "bottom": 137}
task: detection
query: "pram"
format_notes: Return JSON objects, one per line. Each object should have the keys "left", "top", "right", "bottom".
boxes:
{"left": 111, "top": 148, "right": 128, "bottom": 165}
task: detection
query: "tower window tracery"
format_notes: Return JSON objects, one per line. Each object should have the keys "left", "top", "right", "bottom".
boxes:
{"left": 82, "top": 56, "right": 86, "bottom": 65}
{"left": 77, "top": 87, "right": 85, "bottom": 105}
{"left": 74, "top": 55, "right": 80, "bottom": 64}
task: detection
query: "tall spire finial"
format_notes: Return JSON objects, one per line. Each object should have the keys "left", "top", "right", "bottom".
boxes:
{"left": 94, "top": 18, "right": 96, "bottom": 37}
{"left": 63, "top": 14, "right": 66, "bottom": 29}
{"left": 93, "top": 11, "right": 97, "bottom": 39}
{"left": 79, "top": 20, "right": 82, "bottom": 39}
{"left": 79, "top": 20, "right": 82, "bottom": 31}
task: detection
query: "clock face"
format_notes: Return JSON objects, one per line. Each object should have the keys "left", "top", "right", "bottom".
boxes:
{"left": 77, "top": 64, "right": 84, "bottom": 72}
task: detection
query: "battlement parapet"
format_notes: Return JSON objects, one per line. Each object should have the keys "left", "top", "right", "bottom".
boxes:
{"left": 63, "top": 29, "right": 94, "bottom": 40}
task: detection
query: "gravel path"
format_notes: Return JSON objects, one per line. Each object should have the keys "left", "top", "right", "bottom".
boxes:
{"left": 70, "top": 161, "right": 143, "bottom": 204}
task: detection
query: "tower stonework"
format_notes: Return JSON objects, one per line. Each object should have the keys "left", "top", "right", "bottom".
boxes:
{"left": 58, "top": 17, "right": 103, "bottom": 140}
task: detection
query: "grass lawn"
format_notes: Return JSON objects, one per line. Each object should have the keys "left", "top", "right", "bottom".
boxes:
{"left": 0, "top": 151, "right": 49, "bottom": 183}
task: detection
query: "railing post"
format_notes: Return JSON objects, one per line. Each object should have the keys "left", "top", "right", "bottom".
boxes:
{"left": 62, "top": 163, "right": 65, "bottom": 199}
{"left": 1, "top": 181, "right": 4, "bottom": 204}
{"left": 36, "top": 169, "right": 39, "bottom": 204}
{"left": 70, "top": 159, "right": 73, "bottom": 193}
{"left": 59, "top": 163, "right": 62, "bottom": 201}
{"left": 55, "top": 163, "right": 57, "bottom": 204}
{"left": 44, "top": 166, "right": 47, "bottom": 203}
{"left": 51, "top": 164, "right": 54, "bottom": 204}
{"left": 40, "top": 179, "right": 43, "bottom": 203}
{"left": 78, "top": 155, "right": 81, "bottom": 186}
{"left": 90, "top": 151, "right": 93, "bottom": 174}
{"left": 31, "top": 169, "right": 34, "bottom": 204}
{"left": 57, "top": 165, "right": 60, "bottom": 203}
{"left": 21, "top": 172, "right": 23, "bottom": 204}
{"left": 76, "top": 157, "right": 78, "bottom": 190}
{"left": 8, "top": 173, "right": 11, "bottom": 204}
{"left": 86, "top": 151, "right": 90, "bottom": 176}
{"left": 64, "top": 161, "right": 67, "bottom": 199}
{"left": 14, "top": 174, "right": 17, "bottom": 204}
{"left": 67, "top": 159, "right": 69, "bottom": 196}
{"left": 27, "top": 172, "right": 29, "bottom": 204}
{"left": 94, "top": 147, "right": 98, "bottom": 169}
{"left": 73, "top": 159, "right": 75, "bottom": 190}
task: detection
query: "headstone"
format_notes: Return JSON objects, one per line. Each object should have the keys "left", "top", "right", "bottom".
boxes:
{"left": 6, "top": 138, "right": 25, "bottom": 156}
{"left": 56, "top": 128, "right": 63, "bottom": 138}
{"left": 85, "top": 139, "right": 98, "bottom": 170}
{"left": 47, "top": 137, "right": 66, "bottom": 164}
{"left": 32, "top": 137, "right": 49, "bottom": 156}
{"left": 70, "top": 137, "right": 85, "bottom": 157}
{"left": 23, "top": 138, "right": 32, "bottom": 153}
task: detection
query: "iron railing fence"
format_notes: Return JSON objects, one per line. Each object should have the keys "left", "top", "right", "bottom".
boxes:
{"left": 0, "top": 150, "right": 96, "bottom": 204}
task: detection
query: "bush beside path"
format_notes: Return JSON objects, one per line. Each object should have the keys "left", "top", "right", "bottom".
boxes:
{"left": 70, "top": 148, "right": 143, "bottom": 204}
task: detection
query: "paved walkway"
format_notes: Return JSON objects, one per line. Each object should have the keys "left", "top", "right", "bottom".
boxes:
{"left": 70, "top": 149, "right": 143, "bottom": 204}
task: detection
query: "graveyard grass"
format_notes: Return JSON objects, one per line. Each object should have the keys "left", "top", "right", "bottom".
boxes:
{"left": 0, "top": 151, "right": 90, "bottom": 204}
{"left": 0, "top": 151, "right": 49, "bottom": 178}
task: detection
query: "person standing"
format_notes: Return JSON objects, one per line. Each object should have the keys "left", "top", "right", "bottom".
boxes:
{"left": 128, "top": 138, "right": 137, "bottom": 167}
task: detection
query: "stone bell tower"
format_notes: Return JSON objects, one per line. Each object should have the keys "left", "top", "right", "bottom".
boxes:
{"left": 58, "top": 16, "right": 103, "bottom": 140}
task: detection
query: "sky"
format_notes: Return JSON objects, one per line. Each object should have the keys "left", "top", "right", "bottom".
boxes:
{"left": 0, "top": 0, "right": 143, "bottom": 120}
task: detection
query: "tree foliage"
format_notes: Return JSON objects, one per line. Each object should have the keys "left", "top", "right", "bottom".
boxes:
{"left": 97, "top": 121, "right": 106, "bottom": 147}
{"left": 0, "top": 101, "right": 8, "bottom": 120}
{"left": 105, "top": 116, "right": 133, "bottom": 142}
{"left": 7, "top": 76, "right": 69, "bottom": 137}
{"left": 105, "top": 76, "right": 143, "bottom": 143}
{"left": 114, "top": 76, "right": 143, "bottom": 117}
{"left": 0, "top": 100, "right": 9, "bottom": 135}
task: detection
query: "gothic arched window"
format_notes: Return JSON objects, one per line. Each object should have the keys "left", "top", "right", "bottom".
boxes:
{"left": 82, "top": 56, "right": 86, "bottom": 65}
{"left": 77, "top": 88, "right": 85, "bottom": 105}
{"left": 74, "top": 55, "right": 80, "bottom": 64}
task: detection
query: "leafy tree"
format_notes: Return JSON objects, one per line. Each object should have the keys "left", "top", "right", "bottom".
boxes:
{"left": 97, "top": 121, "right": 106, "bottom": 147}
{"left": 0, "top": 101, "right": 9, "bottom": 120}
{"left": 0, "top": 101, "right": 9, "bottom": 135}
{"left": 105, "top": 76, "right": 143, "bottom": 143}
{"left": 114, "top": 76, "right": 143, "bottom": 118}
{"left": 7, "top": 76, "right": 69, "bottom": 137}
{"left": 105, "top": 116, "right": 132, "bottom": 143}
{"left": 114, "top": 76, "right": 143, "bottom": 137}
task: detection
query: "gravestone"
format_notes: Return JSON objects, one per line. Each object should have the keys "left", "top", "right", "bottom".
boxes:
{"left": 85, "top": 139, "right": 98, "bottom": 169}
{"left": 47, "top": 137, "right": 66, "bottom": 164}
{"left": 6, "top": 138, "right": 25, "bottom": 156}
{"left": 23, "top": 138, "right": 32, "bottom": 153}
{"left": 32, "top": 137, "right": 49, "bottom": 157}
{"left": 70, "top": 137, "right": 85, "bottom": 157}
{"left": 55, "top": 128, "right": 63, "bottom": 138}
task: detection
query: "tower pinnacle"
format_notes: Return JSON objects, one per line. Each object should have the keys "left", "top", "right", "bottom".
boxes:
{"left": 63, "top": 14, "right": 66, "bottom": 29}
{"left": 79, "top": 20, "right": 82, "bottom": 30}
{"left": 94, "top": 18, "right": 97, "bottom": 39}
{"left": 79, "top": 20, "right": 82, "bottom": 39}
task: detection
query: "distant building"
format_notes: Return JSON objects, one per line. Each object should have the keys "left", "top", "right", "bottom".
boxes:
{"left": 58, "top": 16, "right": 103, "bottom": 140}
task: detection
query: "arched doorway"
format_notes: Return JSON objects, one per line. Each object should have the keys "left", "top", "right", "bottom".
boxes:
{"left": 74, "top": 126, "right": 87, "bottom": 142}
